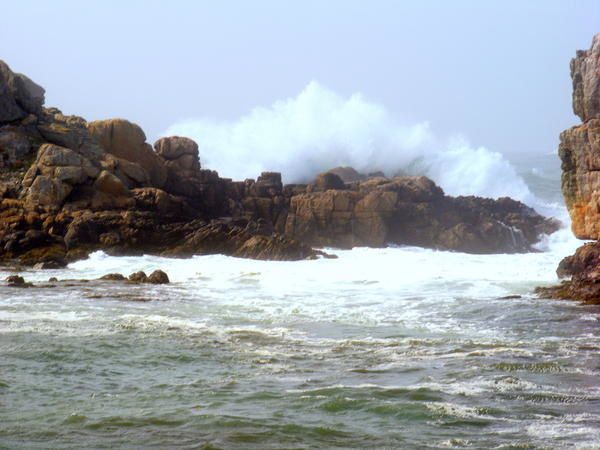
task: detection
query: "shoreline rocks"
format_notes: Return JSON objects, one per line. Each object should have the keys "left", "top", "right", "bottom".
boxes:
{"left": 537, "top": 33, "right": 600, "bottom": 304}
{"left": 0, "top": 58, "right": 558, "bottom": 268}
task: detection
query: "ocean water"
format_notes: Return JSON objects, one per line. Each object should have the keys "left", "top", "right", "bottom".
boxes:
{"left": 1, "top": 153, "right": 600, "bottom": 449}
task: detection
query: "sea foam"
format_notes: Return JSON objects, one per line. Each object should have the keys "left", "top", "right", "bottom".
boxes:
{"left": 164, "top": 81, "right": 534, "bottom": 204}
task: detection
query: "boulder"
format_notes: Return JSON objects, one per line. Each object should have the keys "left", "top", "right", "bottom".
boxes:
{"left": 94, "top": 170, "right": 129, "bottom": 196}
{"left": 88, "top": 119, "right": 167, "bottom": 188}
{"left": 312, "top": 172, "right": 346, "bottom": 191}
{"left": 128, "top": 271, "right": 147, "bottom": 282}
{"left": 154, "top": 136, "right": 199, "bottom": 162}
{"left": 147, "top": 269, "right": 169, "bottom": 284}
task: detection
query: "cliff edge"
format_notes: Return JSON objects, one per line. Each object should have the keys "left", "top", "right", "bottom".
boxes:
{"left": 538, "top": 33, "right": 600, "bottom": 303}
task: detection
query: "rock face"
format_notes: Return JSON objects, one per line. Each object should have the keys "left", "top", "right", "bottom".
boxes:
{"left": 560, "top": 34, "right": 600, "bottom": 239}
{"left": 287, "top": 176, "right": 556, "bottom": 253}
{"left": 571, "top": 34, "right": 600, "bottom": 123}
{"left": 537, "top": 34, "right": 600, "bottom": 304}
{"left": 0, "top": 60, "right": 45, "bottom": 122}
{"left": 0, "top": 58, "right": 558, "bottom": 268}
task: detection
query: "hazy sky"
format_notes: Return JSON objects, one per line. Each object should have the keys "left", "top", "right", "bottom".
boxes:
{"left": 1, "top": 0, "right": 598, "bottom": 154}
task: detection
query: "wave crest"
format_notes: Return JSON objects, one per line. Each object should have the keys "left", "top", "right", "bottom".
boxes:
{"left": 164, "top": 81, "right": 532, "bottom": 202}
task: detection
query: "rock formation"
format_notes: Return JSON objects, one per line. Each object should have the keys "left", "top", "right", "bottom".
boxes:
{"left": 287, "top": 175, "right": 556, "bottom": 252}
{"left": 538, "top": 33, "right": 600, "bottom": 304}
{"left": 0, "top": 59, "right": 557, "bottom": 268}
{"left": 559, "top": 34, "right": 600, "bottom": 239}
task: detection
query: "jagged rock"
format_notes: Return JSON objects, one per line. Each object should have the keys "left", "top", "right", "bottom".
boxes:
{"left": 571, "top": 33, "right": 600, "bottom": 122}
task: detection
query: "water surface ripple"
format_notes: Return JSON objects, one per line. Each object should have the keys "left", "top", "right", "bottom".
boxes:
{"left": 1, "top": 241, "right": 599, "bottom": 449}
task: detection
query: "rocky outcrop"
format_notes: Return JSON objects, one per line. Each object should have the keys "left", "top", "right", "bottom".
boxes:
{"left": 559, "top": 119, "right": 600, "bottom": 238}
{"left": 0, "top": 58, "right": 558, "bottom": 268}
{"left": 88, "top": 118, "right": 167, "bottom": 188}
{"left": 0, "top": 60, "right": 45, "bottom": 123}
{"left": 286, "top": 176, "right": 556, "bottom": 253}
{"left": 571, "top": 34, "right": 600, "bottom": 123}
{"left": 560, "top": 34, "right": 600, "bottom": 239}
{"left": 536, "top": 241, "right": 600, "bottom": 304}
{"left": 537, "top": 34, "right": 600, "bottom": 304}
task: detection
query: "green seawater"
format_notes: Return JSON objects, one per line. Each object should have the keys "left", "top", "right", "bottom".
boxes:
{"left": 1, "top": 153, "right": 599, "bottom": 449}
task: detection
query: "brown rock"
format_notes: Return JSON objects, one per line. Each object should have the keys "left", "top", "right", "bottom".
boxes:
{"left": 559, "top": 119, "right": 600, "bottom": 238}
{"left": 25, "top": 175, "right": 73, "bottom": 208}
{"left": 536, "top": 241, "right": 600, "bottom": 304}
{"left": 147, "top": 269, "right": 169, "bottom": 284}
{"left": 128, "top": 271, "right": 147, "bottom": 282}
{"left": 94, "top": 170, "right": 129, "bottom": 196}
{"left": 286, "top": 176, "right": 554, "bottom": 253}
{"left": 0, "top": 60, "right": 45, "bottom": 122}
{"left": 312, "top": 172, "right": 346, "bottom": 191}
{"left": 6, "top": 275, "right": 26, "bottom": 285}
{"left": 326, "top": 166, "right": 365, "bottom": 183}
{"left": 154, "top": 136, "right": 199, "bottom": 162}
{"left": 571, "top": 33, "right": 600, "bottom": 122}
{"left": 88, "top": 119, "right": 167, "bottom": 188}
{"left": 0, "top": 128, "right": 31, "bottom": 167}
{"left": 99, "top": 273, "right": 126, "bottom": 281}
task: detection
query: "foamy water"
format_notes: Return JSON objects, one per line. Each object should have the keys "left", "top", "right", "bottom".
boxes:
{"left": 2, "top": 221, "right": 600, "bottom": 448}
{"left": 1, "top": 151, "right": 600, "bottom": 448}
